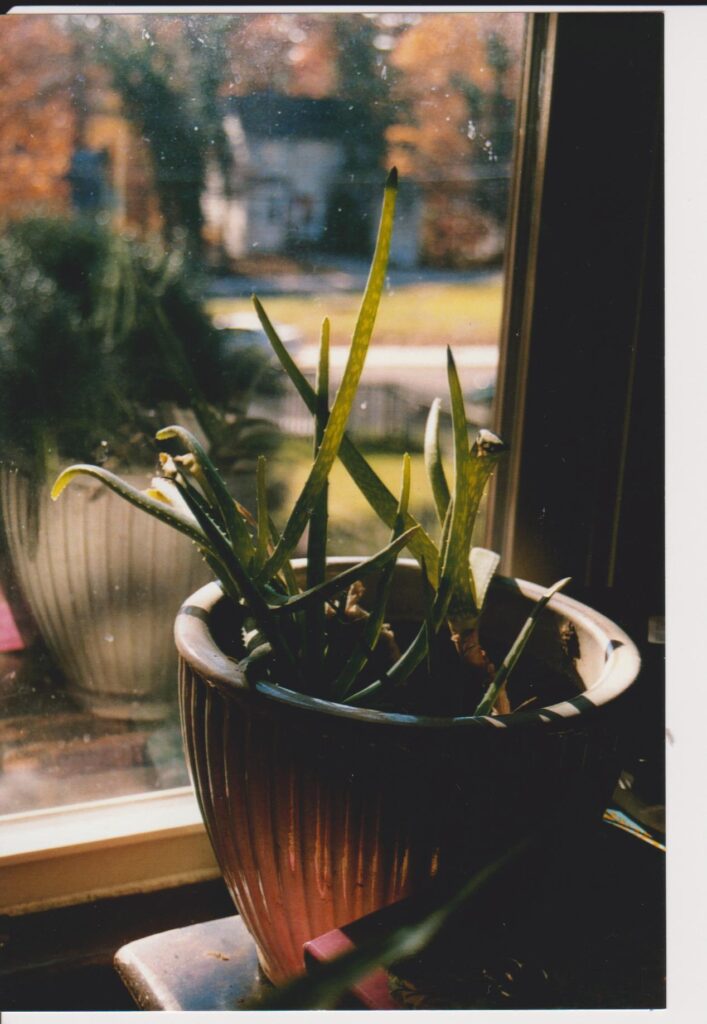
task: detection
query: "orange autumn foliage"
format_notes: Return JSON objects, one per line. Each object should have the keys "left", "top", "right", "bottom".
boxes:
{"left": 389, "top": 13, "right": 524, "bottom": 179}
{"left": 0, "top": 10, "right": 526, "bottom": 266}
{"left": 222, "top": 14, "right": 336, "bottom": 98}
{"left": 0, "top": 15, "right": 162, "bottom": 234}
{"left": 0, "top": 16, "right": 76, "bottom": 218}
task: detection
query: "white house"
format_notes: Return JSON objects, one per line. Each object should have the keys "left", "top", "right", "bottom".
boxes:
{"left": 202, "top": 91, "right": 422, "bottom": 268}
{"left": 203, "top": 93, "right": 346, "bottom": 259}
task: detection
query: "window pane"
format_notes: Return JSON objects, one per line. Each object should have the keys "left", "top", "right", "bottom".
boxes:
{"left": 0, "top": 12, "right": 527, "bottom": 814}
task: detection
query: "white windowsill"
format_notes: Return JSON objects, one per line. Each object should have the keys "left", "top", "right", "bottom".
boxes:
{"left": 0, "top": 786, "right": 220, "bottom": 916}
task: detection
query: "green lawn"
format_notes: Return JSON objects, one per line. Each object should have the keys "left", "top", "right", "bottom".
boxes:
{"left": 207, "top": 276, "right": 503, "bottom": 349}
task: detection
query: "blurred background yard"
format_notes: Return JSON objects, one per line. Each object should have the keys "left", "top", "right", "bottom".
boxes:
{"left": 207, "top": 274, "right": 504, "bottom": 349}
{"left": 269, "top": 438, "right": 489, "bottom": 557}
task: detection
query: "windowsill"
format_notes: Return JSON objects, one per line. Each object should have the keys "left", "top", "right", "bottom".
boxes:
{"left": 0, "top": 786, "right": 219, "bottom": 916}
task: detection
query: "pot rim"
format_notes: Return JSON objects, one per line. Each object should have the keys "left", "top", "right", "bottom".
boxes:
{"left": 174, "top": 558, "right": 640, "bottom": 731}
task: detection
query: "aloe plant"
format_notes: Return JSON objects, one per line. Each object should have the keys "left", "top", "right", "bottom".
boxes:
{"left": 52, "top": 170, "right": 569, "bottom": 716}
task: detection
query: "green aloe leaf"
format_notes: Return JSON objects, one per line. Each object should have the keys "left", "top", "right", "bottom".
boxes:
{"left": 254, "top": 455, "right": 270, "bottom": 573}
{"left": 424, "top": 397, "right": 451, "bottom": 525}
{"left": 331, "top": 454, "right": 411, "bottom": 700}
{"left": 167, "top": 472, "right": 256, "bottom": 604}
{"left": 267, "top": 515, "right": 300, "bottom": 597}
{"left": 396, "top": 452, "right": 412, "bottom": 526}
{"left": 341, "top": 443, "right": 438, "bottom": 588}
{"left": 253, "top": 283, "right": 439, "bottom": 583}
{"left": 272, "top": 526, "right": 419, "bottom": 618}
{"left": 252, "top": 326, "right": 439, "bottom": 580}
{"left": 306, "top": 316, "right": 330, "bottom": 590}
{"left": 257, "top": 170, "right": 398, "bottom": 582}
{"left": 438, "top": 498, "right": 454, "bottom": 574}
{"left": 438, "top": 347, "right": 476, "bottom": 610}
{"left": 170, "top": 471, "right": 298, "bottom": 677}
{"left": 474, "top": 577, "right": 572, "bottom": 716}
{"left": 342, "top": 581, "right": 456, "bottom": 708}
{"left": 51, "top": 464, "right": 206, "bottom": 547}
{"left": 305, "top": 318, "right": 331, "bottom": 688}
{"left": 469, "top": 547, "right": 500, "bottom": 613}
{"left": 440, "top": 354, "right": 507, "bottom": 620}
{"left": 344, "top": 430, "right": 505, "bottom": 709}
{"left": 420, "top": 557, "right": 440, "bottom": 681}
{"left": 156, "top": 424, "right": 254, "bottom": 566}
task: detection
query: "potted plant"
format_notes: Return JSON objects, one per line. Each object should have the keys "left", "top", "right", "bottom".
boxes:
{"left": 0, "top": 215, "right": 279, "bottom": 720}
{"left": 52, "top": 171, "right": 640, "bottom": 982}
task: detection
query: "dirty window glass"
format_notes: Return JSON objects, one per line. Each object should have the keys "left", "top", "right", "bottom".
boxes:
{"left": 0, "top": 12, "right": 527, "bottom": 814}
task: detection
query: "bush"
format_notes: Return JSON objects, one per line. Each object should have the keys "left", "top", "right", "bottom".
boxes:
{"left": 0, "top": 216, "right": 280, "bottom": 479}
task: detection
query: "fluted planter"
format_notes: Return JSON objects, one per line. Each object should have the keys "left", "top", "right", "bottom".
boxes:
{"left": 175, "top": 558, "right": 640, "bottom": 986}
{"left": 1, "top": 467, "right": 210, "bottom": 721}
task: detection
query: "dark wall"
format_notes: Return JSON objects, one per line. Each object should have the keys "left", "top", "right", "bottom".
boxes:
{"left": 500, "top": 13, "right": 664, "bottom": 783}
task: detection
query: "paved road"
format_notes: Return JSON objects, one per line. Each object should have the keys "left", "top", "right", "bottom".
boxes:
{"left": 296, "top": 343, "right": 497, "bottom": 401}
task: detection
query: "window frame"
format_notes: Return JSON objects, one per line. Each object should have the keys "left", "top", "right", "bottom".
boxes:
{"left": 490, "top": 12, "right": 663, "bottom": 617}
{"left": 489, "top": 8, "right": 663, "bottom": 804}
{"left": 485, "top": 11, "right": 557, "bottom": 565}
{"left": 0, "top": 787, "right": 219, "bottom": 916}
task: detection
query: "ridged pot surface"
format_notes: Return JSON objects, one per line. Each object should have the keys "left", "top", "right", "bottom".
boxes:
{"left": 1, "top": 467, "right": 210, "bottom": 720}
{"left": 176, "top": 560, "right": 640, "bottom": 985}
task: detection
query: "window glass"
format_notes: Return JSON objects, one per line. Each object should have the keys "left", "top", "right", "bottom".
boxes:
{"left": 0, "top": 12, "right": 527, "bottom": 814}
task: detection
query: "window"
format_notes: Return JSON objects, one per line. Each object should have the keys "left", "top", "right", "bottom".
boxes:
{"left": 0, "top": 10, "right": 531, "bottom": 909}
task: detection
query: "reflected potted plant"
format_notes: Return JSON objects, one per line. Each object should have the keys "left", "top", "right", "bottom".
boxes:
{"left": 0, "top": 216, "right": 279, "bottom": 720}
{"left": 52, "top": 172, "right": 640, "bottom": 982}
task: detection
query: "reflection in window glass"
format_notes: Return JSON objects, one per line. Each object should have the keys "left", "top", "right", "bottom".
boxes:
{"left": 0, "top": 12, "right": 526, "bottom": 814}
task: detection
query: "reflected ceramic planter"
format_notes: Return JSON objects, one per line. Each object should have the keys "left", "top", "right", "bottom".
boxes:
{"left": 175, "top": 558, "right": 640, "bottom": 985}
{"left": 1, "top": 467, "right": 210, "bottom": 720}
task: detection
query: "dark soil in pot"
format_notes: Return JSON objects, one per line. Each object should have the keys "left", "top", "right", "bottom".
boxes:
{"left": 205, "top": 572, "right": 585, "bottom": 719}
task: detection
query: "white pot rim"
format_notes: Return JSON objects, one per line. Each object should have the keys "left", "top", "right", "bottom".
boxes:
{"left": 175, "top": 558, "right": 641, "bottom": 732}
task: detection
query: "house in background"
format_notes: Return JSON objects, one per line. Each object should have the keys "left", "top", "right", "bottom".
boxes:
{"left": 203, "top": 92, "right": 347, "bottom": 259}
{"left": 202, "top": 91, "right": 422, "bottom": 268}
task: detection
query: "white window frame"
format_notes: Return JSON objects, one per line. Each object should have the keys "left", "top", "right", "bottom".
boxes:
{"left": 0, "top": 787, "right": 218, "bottom": 915}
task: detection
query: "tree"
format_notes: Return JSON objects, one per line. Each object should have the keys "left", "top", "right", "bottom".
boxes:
{"left": 320, "top": 14, "right": 400, "bottom": 254}
{"left": 387, "top": 13, "right": 522, "bottom": 181}
{"left": 0, "top": 16, "right": 75, "bottom": 218}
{"left": 219, "top": 12, "right": 400, "bottom": 255}
{"left": 71, "top": 14, "right": 238, "bottom": 265}
{"left": 330, "top": 14, "right": 398, "bottom": 174}
{"left": 223, "top": 14, "right": 335, "bottom": 97}
{"left": 454, "top": 31, "right": 518, "bottom": 223}
{"left": 383, "top": 13, "right": 524, "bottom": 266}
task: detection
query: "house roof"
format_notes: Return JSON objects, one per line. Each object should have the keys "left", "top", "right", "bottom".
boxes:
{"left": 225, "top": 92, "right": 348, "bottom": 141}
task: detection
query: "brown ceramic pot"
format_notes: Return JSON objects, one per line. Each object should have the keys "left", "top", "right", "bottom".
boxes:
{"left": 175, "top": 558, "right": 640, "bottom": 985}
